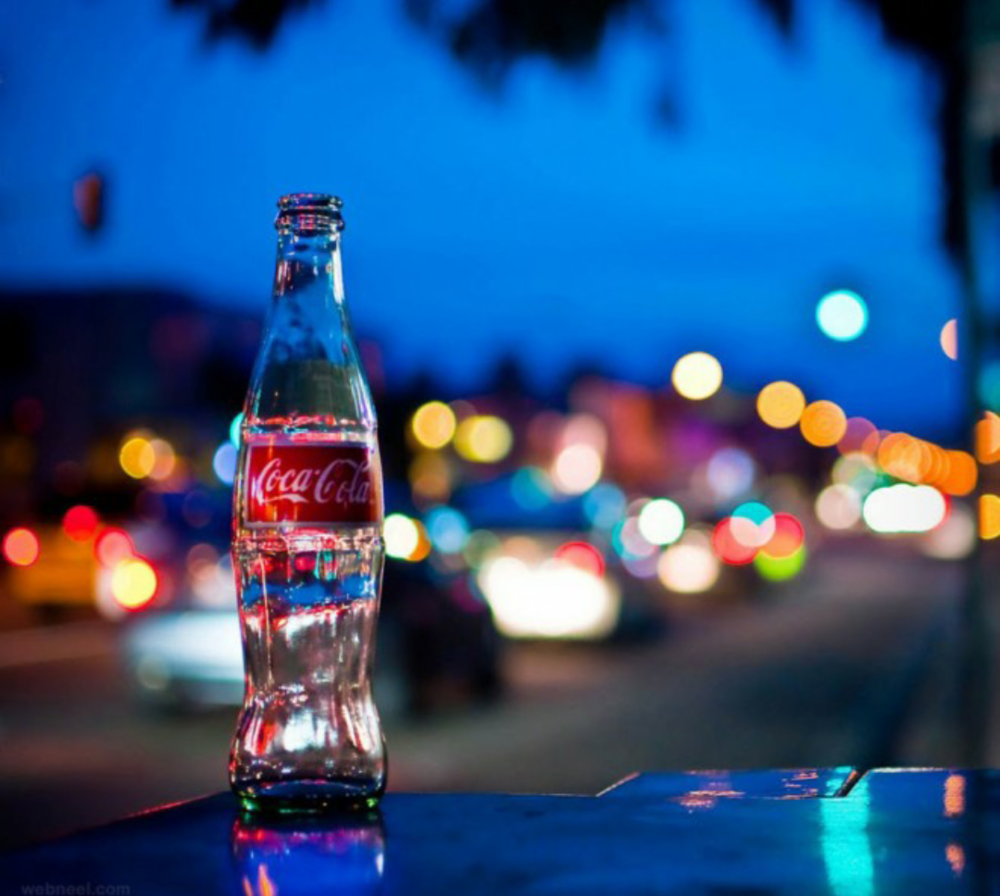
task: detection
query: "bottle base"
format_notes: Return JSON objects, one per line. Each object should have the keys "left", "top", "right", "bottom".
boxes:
{"left": 235, "top": 780, "right": 383, "bottom": 815}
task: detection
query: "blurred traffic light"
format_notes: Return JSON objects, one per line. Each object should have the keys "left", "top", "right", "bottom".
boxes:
{"left": 73, "top": 171, "right": 105, "bottom": 234}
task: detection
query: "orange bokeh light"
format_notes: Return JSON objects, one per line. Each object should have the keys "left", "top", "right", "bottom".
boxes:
{"left": 859, "top": 428, "right": 886, "bottom": 457}
{"left": 756, "top": 381, "right": 806, "bottom": 429}
{"left": 979, "top": 495, "right": 1000, "bottom": 539}
{"left": 800, "top": 401, "right": 847, "bottom": 448}
{"left": 938, "top": 451, "right": 977, "bottom": 496}
{"left": 976, "top": 412, "right": 1000, "bottom": 464}
{"left": 877, "top": 433, "right": 930, "bottom": 483}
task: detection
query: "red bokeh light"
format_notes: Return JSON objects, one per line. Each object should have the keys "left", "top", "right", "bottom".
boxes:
{"left": 95, "top": 527, "right": 134, "bottom": 567}
{"left": 63, "top": 505, "right": 99, "bottom": 542}
{"left": 712, "top": 518, "right": 757, "bottom": 566}
{"left": 761, "top": 513, "right": 805, "bottom": 559}
{"left": 555, "top": 541, "right": 605, "bottom": 577}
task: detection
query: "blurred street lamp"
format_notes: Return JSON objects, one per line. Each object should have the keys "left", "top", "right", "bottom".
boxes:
{"left": 73, "top": 171, "right": 106, "bottom": 234}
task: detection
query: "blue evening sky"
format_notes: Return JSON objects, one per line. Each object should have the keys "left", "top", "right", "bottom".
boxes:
{"left": 0, "top": 0, "right": 964, "bottom": 434}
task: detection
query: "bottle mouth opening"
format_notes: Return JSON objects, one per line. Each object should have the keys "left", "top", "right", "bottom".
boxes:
{"left": 276, "top": 193, "right": 345, "bottom": 233}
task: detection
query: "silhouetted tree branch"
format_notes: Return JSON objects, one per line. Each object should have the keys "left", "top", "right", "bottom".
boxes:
{"left": 168, "top": 0, "right": 981, "bottom": 259}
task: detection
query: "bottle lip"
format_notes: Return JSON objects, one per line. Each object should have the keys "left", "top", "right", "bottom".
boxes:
{"left": 275, "top": 193, "right": 344, "bottom": 233}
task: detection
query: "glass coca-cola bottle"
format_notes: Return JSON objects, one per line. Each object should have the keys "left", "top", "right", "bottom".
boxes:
{"left": 230, "top": 193, "right": 386, "bottom": 812}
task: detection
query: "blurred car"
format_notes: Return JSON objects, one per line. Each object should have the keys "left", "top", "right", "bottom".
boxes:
{"left": 4, "top": 524, "right": 95, "bottom": 616}
{"left": 121, "top": 555, "right": 502, "bottom": 716}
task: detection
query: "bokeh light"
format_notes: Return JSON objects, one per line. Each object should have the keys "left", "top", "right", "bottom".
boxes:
{"left": 62, "top": 505, "right": 99, "bottom": 541}
{"left": 3, "top": 527, "right": 40, "bottom": 567}
{"left": 511, "top": 467, "right": 553, "bottom": 511}
{"left": 478, "top": 557, "right": 620, "bottom": 640}
{"left": 671, "top": 352, "right": 723, "bottom": 401}
{"left": 837, "top": 417, "right": 877, "bottom": 455}
{"left": 110, "top": 558, "right": 158, "bottom": 610}
{"left": 213, "top": 442, "right": 239, "bottom": 485}
{"left": 800, "top": 400, "right": 847, "bottom": 448}
{"left": 816, "top": 290, "right": 868, "bottom": 341}
{"left": 860, "top": 427, "right": 886, "bottom": 457}
{"left": 922, "top": 503, "right": 975, "bottom": 558}
{"left": 551, "top": 443, "right": 602, "bottom": 494}
{"left": 815, "top": 484, "right": 862, "bottom": 530}
{"left": 979, "top": 361, "right": 1000, "bottom": 410}
{"left": 975, "top": 412, "right": 1000, "bottom": 465}
{"left": 583, "top": 483, "right": 626, "bottom": 530}
{"left": 147, "top": 438, "right": 176, "bottom": 481}
{"left": 636, "top": 498, "right": 685, "bottom": 546}
{"left": 761, "top": 513, "right": 805, "bottom": 559}
{"left": 621, "top": 552, "right": 660, "bottom": 579}
{"left": 756, "top": 381, "right": 806, "bottom": 429}
{"left": 385, "top": 514, "right": 422, "bottom": 559}
{"left": 980, "top": 495, "right": 1000, "bottom": 540}
{"left": 424, "top": 506, "right": 470, "bottom": 553}
{"left": 863, "top": 484, "right": 947, "bottom": 533}
{"left": 938, "top": 451, "right": 977, "bottom": 497}
{"left": 411, "top": 401, "right": 457, "bottom": 450}
{"left": 755, "top": 544, "right": 806, "bottom": 581}
{"left": 407, "top": 523, "right": 433, "bottom": 562}
{"left": 229, "top": 412, "right": 244, "bottom": 447}
{"left": 461, "top": 529, "right": 500, "bottom": 569}
{"left": 705, "top": 447, "right": 755, "bottom": 502}
{"left": 119, "top": 434, "right": 155, "bottom": 479}
{"left": 561, "top": 414, "right": 608, "bottom": 455}
{"left": 613, "top": 517, "right": 657, "bottom": 560}
{"left": 877, "top": 433, "right": 929, "bottom": 483}
{"left": 712, "top": 517, "right": 757, "bottom": 565}
{"left": 410, "top": 451, "right": 453, "bottom": 502}
{"left": 95, "top": 528, "right": 134, "bottom": 567}
{"left": 657, "top": 531, "right": 720, "bottom": 594}
{"left": 730, "top": 501, "right": 776, "bottom": 549}
{"left": 940, "top": 319, "right": 958, "bottom": 360}
{"left": 555, "top": 541, "right": 605, "bottom": 578}
{"left": 832, "top": 452, "right": 878, "bottom": 494}
{"left": 454, "top": 415, "right": 512, "bottom": 463}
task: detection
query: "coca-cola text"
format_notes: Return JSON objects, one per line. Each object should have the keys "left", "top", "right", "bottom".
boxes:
{"left": 244, "top": 442, "right": 381, "bottom": 526}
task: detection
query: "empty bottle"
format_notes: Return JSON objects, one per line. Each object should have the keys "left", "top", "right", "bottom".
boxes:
{"left": 230, "top": 193, "right": 386, "bottom": 812}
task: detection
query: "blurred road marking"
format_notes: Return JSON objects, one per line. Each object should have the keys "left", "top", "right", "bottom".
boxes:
{"left": 0, "top": 623, "right": 114, "bottom": 669}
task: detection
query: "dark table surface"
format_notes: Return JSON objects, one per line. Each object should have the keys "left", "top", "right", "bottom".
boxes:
{"left": 3, "top": 768, "right": 998, "bottom": 894}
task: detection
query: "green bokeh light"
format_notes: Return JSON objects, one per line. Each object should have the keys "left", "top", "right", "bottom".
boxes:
{"left": 754, "top": 544, "right": 806, "bottom": 581}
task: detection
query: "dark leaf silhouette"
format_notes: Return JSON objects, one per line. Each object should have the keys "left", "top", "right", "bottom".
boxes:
{"left": 167, "top": 0, "right": 980, "bottom": 258}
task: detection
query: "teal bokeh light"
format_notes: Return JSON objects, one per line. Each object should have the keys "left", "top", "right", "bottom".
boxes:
{"left": 979, "top": 361, "right": 1000, "bottom": 411}
{"left": 816, "top": 290, "right": 868, "bottom": 342}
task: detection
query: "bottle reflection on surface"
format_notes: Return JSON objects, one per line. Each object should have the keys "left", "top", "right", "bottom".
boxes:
{"left": 232, "top": 810, "right": 385, "bottom": 896}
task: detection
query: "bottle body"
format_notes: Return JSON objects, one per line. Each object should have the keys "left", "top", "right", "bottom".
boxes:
{"left": 230, "top": 195, "right": 386, "bottom": 812}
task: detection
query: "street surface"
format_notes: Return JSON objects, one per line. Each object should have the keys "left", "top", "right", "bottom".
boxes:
{"left": 0, "top": 551, "right": 988, "bottom": 849}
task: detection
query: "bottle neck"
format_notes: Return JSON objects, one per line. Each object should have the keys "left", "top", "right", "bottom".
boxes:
{"left": 273, "top": 231, "right": 345, "bottom": 304}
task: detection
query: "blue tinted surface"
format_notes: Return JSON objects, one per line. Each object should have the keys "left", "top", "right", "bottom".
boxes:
{"left": 4, "top": 769, "right": 998, "bottom": 893}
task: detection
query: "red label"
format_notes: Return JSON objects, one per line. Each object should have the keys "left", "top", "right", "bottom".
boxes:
{"left": 244, "top": 441, "right": 382, "bottom": 526}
